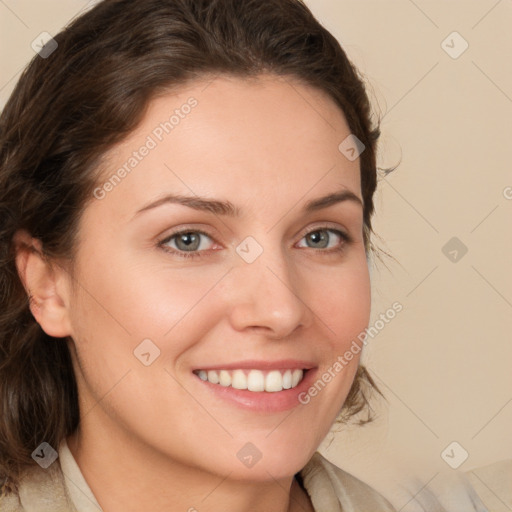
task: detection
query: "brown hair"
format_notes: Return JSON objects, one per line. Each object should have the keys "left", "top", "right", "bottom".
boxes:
{"left": 0, "top": 0, "right": 384, "bottom": 492}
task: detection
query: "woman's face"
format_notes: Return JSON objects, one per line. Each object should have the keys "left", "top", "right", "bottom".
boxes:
{"left": 64, "top": 74, "right": 371, "bottom": 480}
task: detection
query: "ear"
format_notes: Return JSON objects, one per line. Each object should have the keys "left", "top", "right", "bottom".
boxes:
{"left": 13, "top": 229, "right": 73, "bottom": 338}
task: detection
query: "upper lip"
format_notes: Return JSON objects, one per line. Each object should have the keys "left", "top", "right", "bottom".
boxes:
{"left": 192, "top": 359, "right": 316, "bottom": 371}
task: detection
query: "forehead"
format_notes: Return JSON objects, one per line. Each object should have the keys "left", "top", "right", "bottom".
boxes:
{"left": 92, "top": 74, "right": 362, "bottom": 221}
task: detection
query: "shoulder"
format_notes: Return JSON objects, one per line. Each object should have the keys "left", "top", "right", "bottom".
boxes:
{"left": 299, "top": 451, "right": 397, "bottom": 511}
{"left": 0, "top": 460, "right": 74, "bottom": 512}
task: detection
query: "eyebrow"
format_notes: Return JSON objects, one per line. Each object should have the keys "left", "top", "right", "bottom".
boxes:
{"left": 133, "top": 188, "right": 363, "bottom": 219}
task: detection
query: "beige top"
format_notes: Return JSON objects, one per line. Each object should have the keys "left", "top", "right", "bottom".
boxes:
{"left": 0, "top": 438, "right": 397, "bottom": 511}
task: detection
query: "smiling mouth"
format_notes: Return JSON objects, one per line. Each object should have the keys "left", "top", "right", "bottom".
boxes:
{"left": 193, "top": 368, "right": 307, "bottom": 392}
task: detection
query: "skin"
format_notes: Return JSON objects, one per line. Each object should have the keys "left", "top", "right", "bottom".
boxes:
{"left": 14, "top": 74, "right": 371, "bottom": 512}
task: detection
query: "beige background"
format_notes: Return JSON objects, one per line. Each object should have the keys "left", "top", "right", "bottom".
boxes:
{"left": 1, "top": 0, "right": 511, "bottom": 509}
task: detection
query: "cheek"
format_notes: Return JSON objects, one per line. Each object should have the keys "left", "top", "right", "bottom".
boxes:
{"left": 311, "top": 255, "right": 371, "bottom": 349}
{"left": 301, "top": 254, "right": 371, "bottom": 408}
{"left": 67, "top": 250, "right": 228, "bottom": 369}
{"left": 65, "top": 256, "right": 224, "bottom": 431}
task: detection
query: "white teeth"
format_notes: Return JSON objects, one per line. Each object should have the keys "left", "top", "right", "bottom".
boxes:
{"left": 219, "top": 370, "right": 231, "bottom": 387}
{"left": 291, "top": 369, "right": 303, "bottom": 387}
{"left": 265, "top": 370, "right": 283, "bottom": 392}
{"left": 207, "top": 370, "right": 219, "bottom": 384}
{"left": 231, "top": 370, "right": 247, "bottom": 390}
{"left": 282, "top": 369, "right": 292, "bottom": 389}
{"left": 247, "top": 370, "right": 265, "bottom": 392}
{"left": 195, "top": 368, "right": 305, "bottom": 392}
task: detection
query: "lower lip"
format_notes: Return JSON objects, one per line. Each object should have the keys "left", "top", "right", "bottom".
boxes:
{"left": 192, "top": 369, "right": 318, "bottom": 413}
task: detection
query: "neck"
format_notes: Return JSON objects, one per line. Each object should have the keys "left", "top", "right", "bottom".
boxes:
{"left": 66, "top": 421, "right": 313, "bottom": 512}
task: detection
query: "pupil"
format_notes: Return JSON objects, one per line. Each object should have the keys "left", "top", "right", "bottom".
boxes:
{"left": 309, "top": 231, "right": 327, "bottom": 248}
{"left": 179, "top": 232, "right": 198, "bottom": 249}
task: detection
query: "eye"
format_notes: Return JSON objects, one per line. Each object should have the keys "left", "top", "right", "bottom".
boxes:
{"left": 296, "top": 227, "right": 351, "bottom": 253}
{"left": 158, "top": 229, "right": 216, "bottom": 259}
{"left": 158, "top": 226, "right": 351, "bottom": 260}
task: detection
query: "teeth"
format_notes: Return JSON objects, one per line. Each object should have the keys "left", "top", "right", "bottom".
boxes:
{"left": 291, "top": 369, "right": 302, "bottom": 387}
{"left": 282, "top": 369, "right": 292, "bottom": 389}
{"left": 219, "top": 370, "right": 231, "bottom": 387}
{"left": 232, "top": 370, "right": 247, "bottom": 390}
{"left": 247, "top": 369, "right": 264, "bottom": 391}
{"left": 266, "top": 370, "right": 285, "bottom": 392}
{"left": 207, "top": 370, "right": 219, "bottom": 384}
{"left": 195, "top": 368, "right": 305, "bottom": 392}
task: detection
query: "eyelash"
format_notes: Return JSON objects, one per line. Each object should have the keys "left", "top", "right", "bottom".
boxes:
{"left": 157, "top": 226, "right": 352, "bottom": 260}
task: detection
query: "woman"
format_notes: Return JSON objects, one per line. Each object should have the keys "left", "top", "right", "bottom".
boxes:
{"left": 0, "top": 0, "right": 397, "bottom": 510}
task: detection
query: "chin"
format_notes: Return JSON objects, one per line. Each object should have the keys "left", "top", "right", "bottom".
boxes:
{"left": 215, "top": 443, "right": 316, "bottom": 483}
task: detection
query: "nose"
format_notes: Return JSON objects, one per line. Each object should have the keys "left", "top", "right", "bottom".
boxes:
{"left": 226, "top": 243, "right": 314, "bottom": 338}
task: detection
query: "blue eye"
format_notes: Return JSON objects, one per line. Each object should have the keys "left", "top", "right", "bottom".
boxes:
{"left": 159, "top": 230, "right": 214, "bottom": 259}
{"left": 158, "top": 227, "right": 351, "bottom": 260}
{"left": 298, "top": 228, "right": 350, "bottom": 251}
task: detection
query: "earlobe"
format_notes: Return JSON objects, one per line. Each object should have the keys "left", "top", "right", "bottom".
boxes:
{"left": 13, "top": 229, "right": 73, "bottom": 338}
